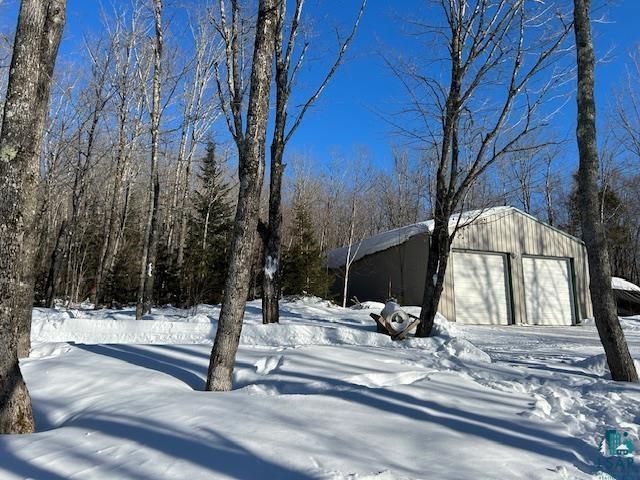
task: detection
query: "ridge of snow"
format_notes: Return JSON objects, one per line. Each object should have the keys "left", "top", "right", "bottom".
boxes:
{"left": 326, "top": 206, "right": 514, "bottom": 268}
{"left": 31, "top": 299, "right": 455, "bottom": 349}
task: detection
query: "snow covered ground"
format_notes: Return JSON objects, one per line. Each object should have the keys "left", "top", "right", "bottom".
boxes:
{"left": 1, "top": 298, "right": 639, "bottom": 479}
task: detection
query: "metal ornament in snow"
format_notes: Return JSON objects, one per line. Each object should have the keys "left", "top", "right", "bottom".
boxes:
{"left": 380, "top": 301, "right": 409, "bottom": 333}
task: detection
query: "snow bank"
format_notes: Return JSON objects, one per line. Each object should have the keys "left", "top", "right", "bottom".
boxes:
{"left": 31, "top": 298, "right": 458, "bottom": 350}
{"left": 31, "top": 315, "right": 453, "bottom": 350}
{"left": 242, "top": 324, "right": 430, "bottom": 349}
{"left": 31, "top": 316, "right": 217, "bottom": 345}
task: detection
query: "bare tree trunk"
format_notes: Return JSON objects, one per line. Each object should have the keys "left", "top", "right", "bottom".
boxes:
{"left": 205, "top": 0, "right": 277, "bottom": 391}
{"left": 168, "top": 84, "right": 197, "bottom": 263}
{"left": 94, "top": 19, "right": 142, "bottom": 307}
{"left": 573, "top": 0, "right": 638, "bottom": 382}
{"left": 113, "top": 181, "right": 132, "bottom": 266}
{"left": 15, "top": 215, "right": 39, "bottom": 358}
{"left": 44, "top": 220, "right": 67, "bottom": 308}
{"left": 262, "top": 140, "right": 284, "bottom": 323}
{"left": 166, "top": 130, "right": 189, "bottom": 254}
{"left": 261, "top": 0, "right": 365, "bottom": 323}
{"left": 408, "top": 1, "right": 571, "bottom": 337}
{"left": 136, "top": 0, "right": 163, "bottom": 319}
{"left": 260, "top": 0, "right": 295, "bottom": 325}
{"left": 143, "top": 178, "right": 160, "bottom": 313}
{"left": 417, "top": 25, "right": 462, "bottom": 336}
{"left": 170, "top": 18, "right": 217, "bottom": 269}
{"left": 0, "top": 0, "right": 66, "bottom": 434}
{"left": 417, "top": 211, "right": 453, "bottom": 336}
{"left": 176, "top": 163, "right": 191, "bottom": 267}
{"left": 16, "top": 1, "right": 71, "bottom": 356}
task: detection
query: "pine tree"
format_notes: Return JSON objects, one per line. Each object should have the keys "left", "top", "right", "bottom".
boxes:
{"left": 281, "top": 197, "right": 332, "bottom": 298}
{"left": 103, "top": 251, "right": 138, "bottom": 307}
{"left": 182, "top": 141, "right": 233, "bottom": 306}
{"left": 154, "top": 241, "right": 182, "bottom": 306}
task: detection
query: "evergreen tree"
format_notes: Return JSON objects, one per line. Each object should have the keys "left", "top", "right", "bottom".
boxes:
{"left": 182, "top": 141, "right": 233, "bottom": 306}
{"left": 154, "top": 241, "right": 182, "bottom": 306}
{"left": 103, "top": 251, "right": 139, "bottom": 307}
{"left": 281, "top": 197, "right": 332, "bottom": 298}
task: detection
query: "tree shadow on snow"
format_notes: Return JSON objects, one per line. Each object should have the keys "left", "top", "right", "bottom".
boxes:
{"left": 70, "top": 413, "right": 312, "bottom": 479}
{"left": 0, "top": 444, "right": 71, "bottom": 480}
{"left": 233, "top": 365, "right": 600, "bottom": 476}
{"left": 76, "top": 344, "right": 206, "bottom": 390}
{"left": 68, "top": 343, "right": 600, "bottom": 476}
{"left": 0, "top": 410, "right": 311, "bottom": 479}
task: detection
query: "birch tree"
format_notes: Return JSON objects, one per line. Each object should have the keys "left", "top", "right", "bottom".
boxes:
{"left": 0, "top": 0, "right": 66, "bottom": 433}
{"left": 340, "top": 157, "right": 374, "bottom": 307}
{"left": 572, "top": 0, "right": 638, "bottom": 382}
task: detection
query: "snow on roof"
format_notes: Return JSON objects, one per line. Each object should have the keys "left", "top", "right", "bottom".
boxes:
{"left": 326, "top": 206, "right": 514, "bottom": 269}
{"left": 612, "top": 277, "right": 640, "bottom": 293}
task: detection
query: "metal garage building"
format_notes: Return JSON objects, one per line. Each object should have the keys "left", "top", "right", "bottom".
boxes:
{"left": 327, "top": 206, "right": 593, "bottom": 325}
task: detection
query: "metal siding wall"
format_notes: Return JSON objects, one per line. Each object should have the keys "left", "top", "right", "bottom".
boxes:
{"left": 331, "top": 208, "right": 592, "bottom": 323}
{"left": 451, "top": 209, "right": 593, "bottom": 323}
{"left": 440, "top": 255, "right": 456, "bottom": 321}
{"left": 336, "top": 233, "right": 429, "bottom": 306}
{"left": 402, "top": 233, "right": 429, "bottom": 305}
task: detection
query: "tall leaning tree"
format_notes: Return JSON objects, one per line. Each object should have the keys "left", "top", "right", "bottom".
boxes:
{"left": 205, "top": 0, "right": 278, "bottom": 391}
{"left": 260, "top": 0, "right": 366, "bottom": 324}
{"left": 0, "top": 0, "right": 66, "bottom": 433}
{"left": 387, "top": 0, "right": 573, "bottom": 337}
{"left": 572, "top": 0, "right": 638, "bottom": 382}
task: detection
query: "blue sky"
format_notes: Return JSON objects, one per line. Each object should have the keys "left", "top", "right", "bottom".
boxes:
{"left": 2, "top": 0, "right": 640, "bottom": 174}
{"left": 279, "top": 0, "right": 640, "bottom": 172}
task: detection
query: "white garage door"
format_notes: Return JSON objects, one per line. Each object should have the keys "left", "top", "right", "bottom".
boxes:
{"left": 453, "top": 252, "right": 510, "bottom": 325}
{"left": 522, "top": 257, "right": 574, "bottom": 326}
